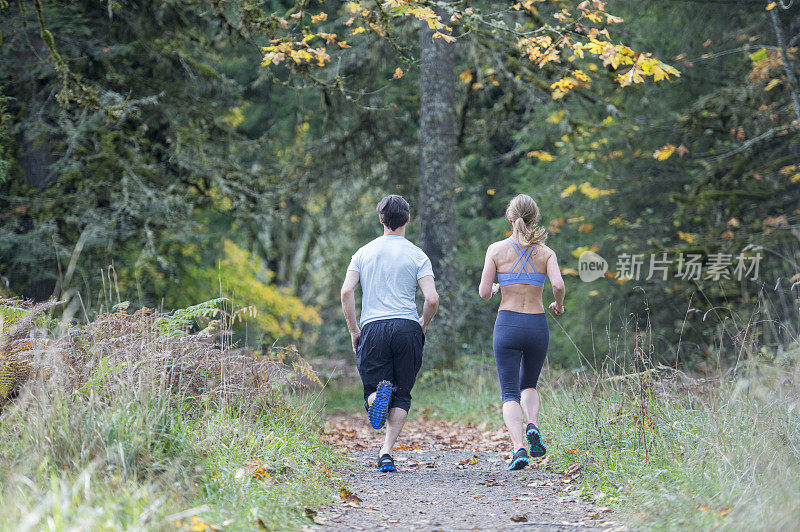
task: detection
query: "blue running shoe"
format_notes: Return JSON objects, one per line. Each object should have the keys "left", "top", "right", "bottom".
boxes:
{"left": 507, "top": 448, "right": 529, "bottom": 470}
{"left": 526, "top": 423, "right": 547, "bottom": 458}
{"left": 377, "top": 453, "right": 397, "bottom": 473}
{"left": 368, "top": 380, "right": 392, "bottom": 430}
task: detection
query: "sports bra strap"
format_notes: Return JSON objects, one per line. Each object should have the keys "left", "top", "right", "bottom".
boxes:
{"left": 508, "top": 238, "right": 540, "bottom": 274}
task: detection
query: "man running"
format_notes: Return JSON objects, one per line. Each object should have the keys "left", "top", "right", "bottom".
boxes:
{"left": 340, "top": 194, "right": 439, "bottom": 473}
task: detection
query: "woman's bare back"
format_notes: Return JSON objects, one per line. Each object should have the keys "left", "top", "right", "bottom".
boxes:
{"left": 489, "top": 239, "right": 555, "bottom": 314}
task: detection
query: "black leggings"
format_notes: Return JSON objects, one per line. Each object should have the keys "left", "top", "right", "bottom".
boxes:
{"left": 492, "top": 310, "right": 549, "bottom": 404}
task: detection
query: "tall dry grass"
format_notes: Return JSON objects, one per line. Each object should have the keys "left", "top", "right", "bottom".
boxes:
{"left": 0, "top": 298, "right": 336, "bottom": 531}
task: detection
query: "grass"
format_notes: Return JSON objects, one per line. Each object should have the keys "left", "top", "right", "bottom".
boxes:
{"left": 0, "top": 299, "right": 342, "bottom": 531}
{"left": 324, "top": 354, "right": 800, "bottom": 530}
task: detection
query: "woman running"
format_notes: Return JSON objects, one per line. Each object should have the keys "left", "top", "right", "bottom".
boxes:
{"left": 478, "top": 194, "right": 565, "bottom": 470}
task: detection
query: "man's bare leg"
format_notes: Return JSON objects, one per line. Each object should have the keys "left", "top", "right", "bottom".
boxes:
{"left": 379, "top": 407, "right": 407, "bottom": 456}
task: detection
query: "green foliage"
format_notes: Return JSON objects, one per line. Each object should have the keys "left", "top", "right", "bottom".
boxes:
{"left": 154, "top": 297, "right": 228, "bottom": 337}
{"left": 162, "top": 240, "right": 321, "bottom": 343}
{"left": 1, "top": 0, "right": 798, "bottom": 368}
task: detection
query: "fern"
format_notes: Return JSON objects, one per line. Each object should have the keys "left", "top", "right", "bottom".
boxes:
{"left": 77, "top": 356, "right": 123, "bottom": 396}
{"left": 154, "top": 298, "right": 227, "bottom": 337}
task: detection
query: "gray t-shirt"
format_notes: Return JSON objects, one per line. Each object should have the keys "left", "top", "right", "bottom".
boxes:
{"left": 347, "top": 235, "right": 435, "bottom": 327}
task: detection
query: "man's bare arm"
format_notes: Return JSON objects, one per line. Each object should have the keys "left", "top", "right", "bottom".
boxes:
{"left": 340, "top": 270, "right": 361, "bottom": 353}
{"left": 417, "top": 275, "right": 439, "bottom": 334}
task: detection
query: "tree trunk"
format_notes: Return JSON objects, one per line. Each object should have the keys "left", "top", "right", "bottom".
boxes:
{"left": 419, "top": 15, "right": 457, "bottom": 363}
{"left": 419, "top": 17, "right": 456, "bottom": 283}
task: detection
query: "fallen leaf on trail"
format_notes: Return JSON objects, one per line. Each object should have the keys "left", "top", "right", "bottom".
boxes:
{"left": 527, "top": 479, "right": 554, "bottom": 487}
{"left": 459, "top": 457, "right": 478, "bottom": 465}
{"left": 529, "top": 455, "right": 550, "bottom": 468}
{"left": 340, "top": 488, "right": 362, "bottom": 506}
{"left": 472, "top": 494, "right": 484, "bottom": 499}
{"left": 510, "top": 514, "right": 529, "bottom": 522}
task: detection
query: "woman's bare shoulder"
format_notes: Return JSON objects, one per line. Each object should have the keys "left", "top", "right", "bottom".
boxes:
{"left": 485, "top": 239, "right": 509, "bottom": 260}
{"left": 539, "top": 244, "right": 557, "bottom": 260}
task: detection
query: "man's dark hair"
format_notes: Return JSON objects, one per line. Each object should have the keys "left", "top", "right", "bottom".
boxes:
{"left": 376, "top": 194, "right": 410, "bottom": 230}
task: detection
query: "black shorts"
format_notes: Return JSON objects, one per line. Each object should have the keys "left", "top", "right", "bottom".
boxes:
{"left": 356, "top": 318, "right": 424, "bottom": 412}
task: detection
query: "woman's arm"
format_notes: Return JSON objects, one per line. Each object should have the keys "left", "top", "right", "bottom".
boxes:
{"left": 478, "top": 244, "right": 499, "bottom": 300}
{"left": 546, "top": 251, "right": 566, "bottom": 314}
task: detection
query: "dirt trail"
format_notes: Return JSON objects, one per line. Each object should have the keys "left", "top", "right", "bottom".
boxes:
{"left": 312, "top": 414, "right": 620, "bottom": 531}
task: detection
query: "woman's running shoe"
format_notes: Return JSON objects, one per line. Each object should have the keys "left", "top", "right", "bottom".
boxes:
{"left": 507, "top": 447, "right": 529, "bottom": 470}
{"left": 526, "top": 423, "right": 547, "bottom": 457}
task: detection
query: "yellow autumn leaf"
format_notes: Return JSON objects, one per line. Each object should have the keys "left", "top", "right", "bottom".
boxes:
{"left": 571, "top": 246, "right": 591, "bottom": 258}
{"left": 546, "top": 110, "right": 565, "bottom": 124}
{"left": 678, "top": 231, "right": 695, "bottom": 243}
{"left": 432, "top": 32, "right": 456, "bottom": 43}
{"left": 579, "top": 182, "right": 615, "bottom": 198}
{"left": 527, "top": 150, "right": 554, "bottom": 161}
{"left": 561, "top": 267, "right": 580, "bottom": 276}
{"left": 345, "top": 1, "right": 362, "bottom": 13}
{"left": 350, "top": 27, "right": 366, "bottom": 35}
{"left": 653, "top": 143, "right": 676, "bottom": 161}
{"left": 188, "top": 516, "right": 212, "bottom": 532}
{"left": 572, "top": 69, "right": 590, "bottom": 82}
{"left": 486, "top": 188, "right": 496, "bottom": 195}
{"left": 561, "top": 184, "right": 577, "bottom": 198}
{"left": 459, "top": 69, "right": 473, "bottom": 84}
{"left": 764, "top": 78, "right": 782, "bottom": 91}
{"left": 393, "top": 68, "right": 404, "bottom": 79}
{"left": 311, "top": 12, "right": 327, "bottom": 23}
{"left": 766, "top": 2, "right": 776, "bottom": 9}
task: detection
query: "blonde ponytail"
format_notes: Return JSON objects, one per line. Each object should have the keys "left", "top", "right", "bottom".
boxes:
{"left": 506, "top": 194, "right": 547, "bottom": 247}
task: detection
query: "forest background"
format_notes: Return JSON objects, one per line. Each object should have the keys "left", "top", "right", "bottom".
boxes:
{"left": 2, "top": 0, "right": 798, "bottom": 373}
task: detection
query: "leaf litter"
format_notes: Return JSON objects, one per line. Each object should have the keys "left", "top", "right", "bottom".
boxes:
{"left": 313, "top": 414, "right": 621, "bottom": 531}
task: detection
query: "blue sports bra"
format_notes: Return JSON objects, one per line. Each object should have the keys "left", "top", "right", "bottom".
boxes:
{"left": 496, "top": 238, "right": 547, "bottom": 287}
